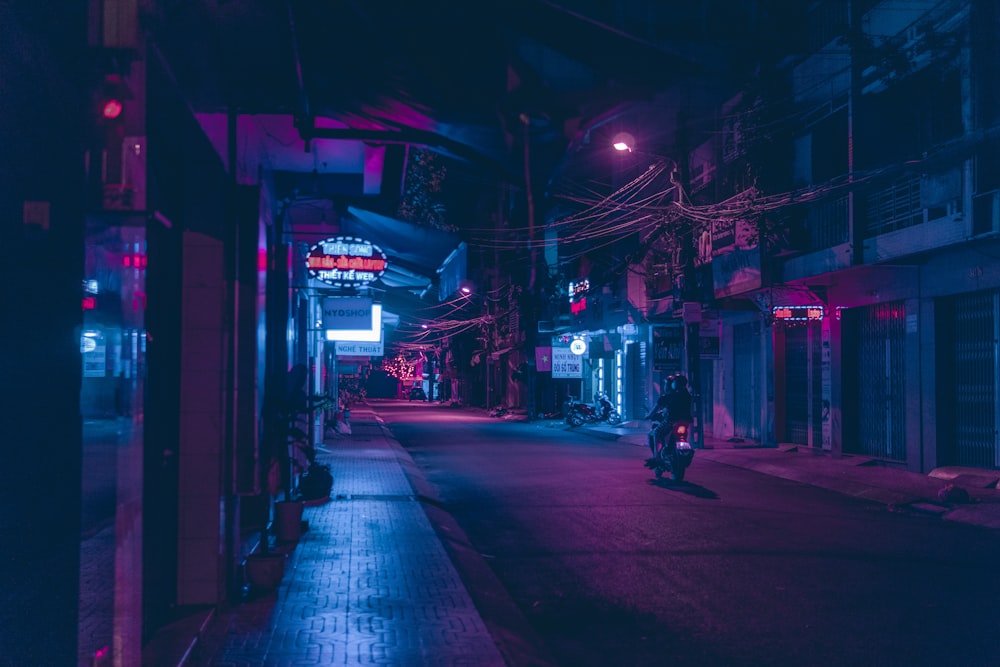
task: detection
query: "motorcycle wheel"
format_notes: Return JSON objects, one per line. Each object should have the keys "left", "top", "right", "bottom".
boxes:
{"left": 568, "top": 412, "right": 585, "bottom": 427}
{"left": 671, "top": 461, "right": 686, "bottom": 482}
{"left": 606, "top": 411, "right": 622, "bottom": 426}
{"left": 654, "top": 448, "right": 669, "bottom": 479}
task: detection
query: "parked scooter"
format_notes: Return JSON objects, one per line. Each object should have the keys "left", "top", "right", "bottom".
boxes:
{"left": 564, "top": 392, "right": 623, "bottom": 427}
{"left": 647, "top": 417, "right": 695, "bottom": 481}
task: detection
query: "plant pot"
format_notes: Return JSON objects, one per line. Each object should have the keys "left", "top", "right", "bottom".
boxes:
{"left": 244, "top": 551, "right": 286, "bottom": 592}
{"left": 298, "top": 462, "right": 333, "bottom": 501}
{"left": 274, "top": 499, "right": 305, "bottom": 543}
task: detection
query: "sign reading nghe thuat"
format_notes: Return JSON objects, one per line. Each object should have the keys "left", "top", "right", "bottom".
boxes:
{"left": 306, "top": 236, "right": 388, "bottom": 288}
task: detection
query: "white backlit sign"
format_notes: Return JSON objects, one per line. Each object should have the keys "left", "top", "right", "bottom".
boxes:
{"left": 325, "top": 304, "right": 383, "bottom": 342}
{"left": 321, "top": 296, "right": 373, "bottom": 330}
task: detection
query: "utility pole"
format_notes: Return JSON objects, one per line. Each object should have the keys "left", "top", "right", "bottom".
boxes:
{"left": 676, "top": 109, "right": 704, "bottom": 449}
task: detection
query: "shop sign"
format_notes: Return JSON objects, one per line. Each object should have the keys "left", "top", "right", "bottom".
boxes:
{"left": 569, "top": 339, "right": 587, "bottom": 355}
{"left": 322, "top": 297, "right": 373, "bottom": 330}
{"left": 712, "top": 246, "right": 761, "bottom": 298}
{"left": 551, "top": 347, "right": 583, "bottom": 378}
{"left": 81, "top": 332, "right": 106, "bottom": 377}
{"left": 699, "top": 317, "right": 721, "bottom": 359}
{"left": 568, "top": 279, "right": 589, "bottom": 302}
{"left": 306, "top": 236, "right": 387, "bottom": 288}
{"left": 334, "top": 341, "right": 384, "bottom": 356}
{"left": 772, "top": 305, "right": 824, "bottom": 321}
{"left": 651, "top": 324, "right": 684, "bottom": 372}
{"left": 568, "top": 279, "right": 589, "bottom": 314}
{"left": 325, "top": 304, "right": 383, "bottom": 342}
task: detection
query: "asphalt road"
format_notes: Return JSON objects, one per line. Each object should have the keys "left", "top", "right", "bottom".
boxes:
{"left": 374, "top": 401, "right": 1000, "bottom": 667}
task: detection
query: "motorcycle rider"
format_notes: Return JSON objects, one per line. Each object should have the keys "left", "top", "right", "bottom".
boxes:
{"left": 645, "top": 374, "right": 693, "bottom": 464}
{"left": 645, "top": 375, "right": 675, "bottom": 457}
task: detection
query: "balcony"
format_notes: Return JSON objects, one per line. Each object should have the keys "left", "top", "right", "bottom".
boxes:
{"left": 781, "top": 196, "right": 852, "bottom": 283}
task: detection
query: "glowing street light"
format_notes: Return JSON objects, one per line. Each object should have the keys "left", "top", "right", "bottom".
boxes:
{"left": 611, "top": 132, "right": 635, "bottom": 153}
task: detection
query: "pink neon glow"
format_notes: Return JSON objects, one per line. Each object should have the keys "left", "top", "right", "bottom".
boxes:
{"left": 102, "top": 99, "right": 123, "bottom": 119}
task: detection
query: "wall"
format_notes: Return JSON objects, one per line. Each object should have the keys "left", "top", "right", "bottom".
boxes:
{"left": 0, "top": 4, "right": 88, "bottom": 664}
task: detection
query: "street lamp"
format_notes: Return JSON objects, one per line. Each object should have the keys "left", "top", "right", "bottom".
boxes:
{"left": 610, "top": 135, "right": 703, "bottom": 448}
{"left": 612, "top": 132, "right": 636, "bottom": 153}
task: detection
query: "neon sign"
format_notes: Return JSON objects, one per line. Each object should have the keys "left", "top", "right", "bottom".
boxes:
{"left": 306, "top": 236, "right": 388, "bottom": 288}
{"left": 772, "top": 305, "right": 824, "bottom": 321}
{"left": 569, "top": 279, "right": 589, "bottom": 314}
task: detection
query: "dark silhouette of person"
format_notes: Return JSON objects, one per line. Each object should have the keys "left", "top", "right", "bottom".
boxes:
{"left": 645, "top": 375, "right": 693, "bottom": 462}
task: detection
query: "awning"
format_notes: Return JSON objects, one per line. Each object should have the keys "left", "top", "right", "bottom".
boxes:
{"left": 344, "top": 206, "right": 463, "bottom": 291}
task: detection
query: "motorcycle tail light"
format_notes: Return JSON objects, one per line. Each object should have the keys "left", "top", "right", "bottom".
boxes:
{"left": 676, "top": 425, "right": 687, "bottom": 435}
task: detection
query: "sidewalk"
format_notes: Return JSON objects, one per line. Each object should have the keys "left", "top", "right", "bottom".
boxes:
{"left": 149, "top": 403, "right": 554, "bottom": 667}
{"left": 571, "top": 419, "right": 1000, "bottom": 531}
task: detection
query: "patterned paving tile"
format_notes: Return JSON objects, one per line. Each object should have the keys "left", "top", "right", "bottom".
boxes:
{"left": 186, "top": 411, "right": 505, "bottom": 666}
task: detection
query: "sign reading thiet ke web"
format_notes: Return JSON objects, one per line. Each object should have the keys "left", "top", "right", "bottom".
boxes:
{"left": 306, "top": 236, "right": 388, "bottom": 288}
{"left": 322, "top": 297, "right": 373, "bottom": 330}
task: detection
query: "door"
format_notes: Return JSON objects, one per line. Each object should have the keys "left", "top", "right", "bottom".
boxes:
{"left": 783, "top": 321, "right": 823, "bottom": 447}
{"left": 847, "top": 302, "right": 907, "bottom": 460}
{"left": 733, "top": 322, "right": 761, "bottom": 440}
{"left": 942, "top": 291, "right": 1000, "bottom": 468}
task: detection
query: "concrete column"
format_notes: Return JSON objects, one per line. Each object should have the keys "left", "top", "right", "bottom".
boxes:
{"left": 177, "top": 231, "right": 226, "bottom": 605}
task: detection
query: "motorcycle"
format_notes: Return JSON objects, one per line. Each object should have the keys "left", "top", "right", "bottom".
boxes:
{"left": 564, "top": 392, "right": 623, "bottom": 427}
{"left": 649, "top": 418, "right": 695, "bottom": 481}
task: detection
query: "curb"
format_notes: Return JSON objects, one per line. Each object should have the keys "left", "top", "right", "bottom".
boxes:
{"left": 372, "top": 416, "right": 559, "bottom": 667}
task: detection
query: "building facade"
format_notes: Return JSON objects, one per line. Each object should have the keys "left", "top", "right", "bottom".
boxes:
{"left": 670, "top": 0, "right": 1000, "bottom": 471}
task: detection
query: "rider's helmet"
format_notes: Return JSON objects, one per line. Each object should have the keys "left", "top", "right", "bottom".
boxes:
{"left": 671, "top": 374, "right": 688, "bottom": 391}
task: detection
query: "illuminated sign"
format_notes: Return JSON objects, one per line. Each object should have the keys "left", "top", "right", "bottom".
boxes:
{"left": 772, "top": 305, "right": 824, "bottom": 321}
{"left": 321, "top": 297, "right": 373, "bottom": 330}
{"left": 334, "top": 341, "right": 384, "bottom": 356}
{"left": 569, "top": 339, "right": 587, "bottom": 355}
{"left": 325, "top": 304, "right": 383, "bottom": 342}
{"left": 552, "top": 347, "right": 583, "bottom": 378}
{"left": 306, "top": 236, "right": 388, "bottom": 288}
{"left": 568, "top": 279, "right": 589, "bottom": 315}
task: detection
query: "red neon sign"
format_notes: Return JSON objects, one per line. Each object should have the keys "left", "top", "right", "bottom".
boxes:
{"left": 306, "top": 236, "right": 388, "bottom": 288}
{"left": 122, "top": 253, "right": 147, "bottom": 268}
{"left": 772, "top": 305, "right": 824, "bottom": 321}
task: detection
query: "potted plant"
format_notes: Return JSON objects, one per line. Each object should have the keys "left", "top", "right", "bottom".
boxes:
{"left": 245, "top": 366, "right": 314, "bottom": 589}
{"left": 273, "top": 366, "right": 338, "bottom": 539}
